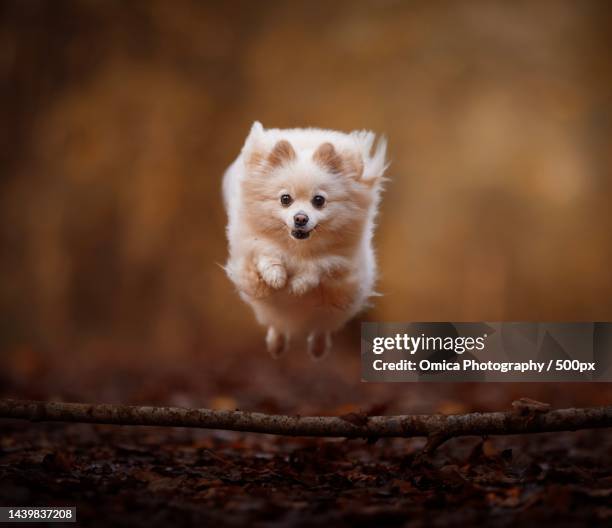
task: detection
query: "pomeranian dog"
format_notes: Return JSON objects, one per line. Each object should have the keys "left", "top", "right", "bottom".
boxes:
{"left": 223, "top": 122, "right": 387, "bottom": 359}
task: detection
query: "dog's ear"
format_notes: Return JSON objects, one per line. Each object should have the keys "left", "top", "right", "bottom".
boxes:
{"left": 313, "top": 143, "right": 343, "bottom": 173}
{"left": 267, "top": 140, "right": 296, "bottom": 169}
{"left": 313, "top": 142, "right": 364, "bottom": 181}
{"left": 243, "top": 122, "right": 296, "bottom": 174}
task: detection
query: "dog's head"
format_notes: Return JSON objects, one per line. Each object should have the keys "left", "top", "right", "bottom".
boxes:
{"left": 240, "top": 122, "right": 387, "bottom": 252}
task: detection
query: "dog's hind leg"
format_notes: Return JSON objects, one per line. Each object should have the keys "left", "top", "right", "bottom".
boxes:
{"left": 307, "top": 332, "right": 331, "bottom": 360}
{"left": 266, "top": 326, "right": 289, "bottom": 358}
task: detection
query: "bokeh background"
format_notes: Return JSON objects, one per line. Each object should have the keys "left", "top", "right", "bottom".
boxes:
{"left": 1, "top": 0, "right": 611, "bottom": 410}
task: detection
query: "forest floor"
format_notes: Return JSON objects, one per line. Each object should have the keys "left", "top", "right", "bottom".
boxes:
{"left": 1, "top": 337, "right": 612, "bottom": 526}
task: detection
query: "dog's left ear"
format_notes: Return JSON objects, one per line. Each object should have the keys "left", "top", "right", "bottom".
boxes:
{"left": 313, "top": 142, "right": 365, "bottom": 182}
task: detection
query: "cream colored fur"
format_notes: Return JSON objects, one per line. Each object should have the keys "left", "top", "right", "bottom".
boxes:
{"left": 223, "top": 122, "right": 387, "bottom": 359}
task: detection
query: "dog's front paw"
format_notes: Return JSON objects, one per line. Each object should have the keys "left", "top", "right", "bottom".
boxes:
{"left": 238, "top": 261, "right": 272, "bottom": 299}
{"left": 259, "top": 263, "right": 287, "bottom": 289}
{"left": 289, "top": 274, "right": 319, "bottom": 296}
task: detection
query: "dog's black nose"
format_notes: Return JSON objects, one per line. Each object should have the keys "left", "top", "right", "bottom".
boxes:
{"left": 294, "top": 212, "right": 309, "bottom": 227}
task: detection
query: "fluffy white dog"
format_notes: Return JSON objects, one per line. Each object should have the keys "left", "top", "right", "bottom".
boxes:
{"left": 223, "top": 122, "right": 387, "bottom": 359}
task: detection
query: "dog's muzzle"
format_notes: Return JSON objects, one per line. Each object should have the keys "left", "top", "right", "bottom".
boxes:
{"left": 291, "top": 229, "right": 310, "bottom": 240}
{"left": 291, "top": 211, "right": 311, "bottom": 239}
{"left": 293, "top": 212, "right": 309, "bottom": 227}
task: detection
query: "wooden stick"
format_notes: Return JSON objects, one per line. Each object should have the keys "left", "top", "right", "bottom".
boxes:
{"left": 1, "top": 399, "right": 611, "bottom": 446}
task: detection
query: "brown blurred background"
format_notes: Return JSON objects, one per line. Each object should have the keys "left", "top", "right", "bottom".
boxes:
{"left": 1, "top": 0, "right": 611, "bottom": 409}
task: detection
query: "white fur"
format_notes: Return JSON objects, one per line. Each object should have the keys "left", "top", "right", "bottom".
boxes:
{"left": 223, "top": 122, "right": 387, "bottom": 358}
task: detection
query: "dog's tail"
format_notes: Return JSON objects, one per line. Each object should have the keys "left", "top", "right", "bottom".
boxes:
{"left": 351, "top": 130, "right": 389, "bottom": 184}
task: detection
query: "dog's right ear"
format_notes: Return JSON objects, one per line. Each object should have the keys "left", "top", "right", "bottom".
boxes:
{"left": 266, "top": 140, "right": 296, "bottom": 168}
{"left": 243, "top": 122, "right": 296, "bottom": 174}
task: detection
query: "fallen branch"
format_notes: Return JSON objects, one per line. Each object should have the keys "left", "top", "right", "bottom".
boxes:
{"left": 1, "top": 399, "right": 612, "bottom": 449}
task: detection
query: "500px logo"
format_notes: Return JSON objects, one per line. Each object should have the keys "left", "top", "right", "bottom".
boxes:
{"left": 371, "top": 333, "right": 488, "bottom": 355}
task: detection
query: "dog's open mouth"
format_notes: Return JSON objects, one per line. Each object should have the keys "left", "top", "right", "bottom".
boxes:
{"left": 291, "top": 229, "right": 311, "bottom": 240}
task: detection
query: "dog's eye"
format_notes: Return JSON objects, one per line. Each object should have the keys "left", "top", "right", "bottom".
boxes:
{"left": 280, "top": 194, "right": 293, "bottom": 207}
{"left": 311, "top": 195, "right": 326, "bottom": 208}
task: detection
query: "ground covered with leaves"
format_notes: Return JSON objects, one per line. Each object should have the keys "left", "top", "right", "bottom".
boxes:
{"left": 1, "top": 345, "right": 612, "bottom": 526}
{"left": 2, "top": 423, "right": 612, "bottom": 526}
